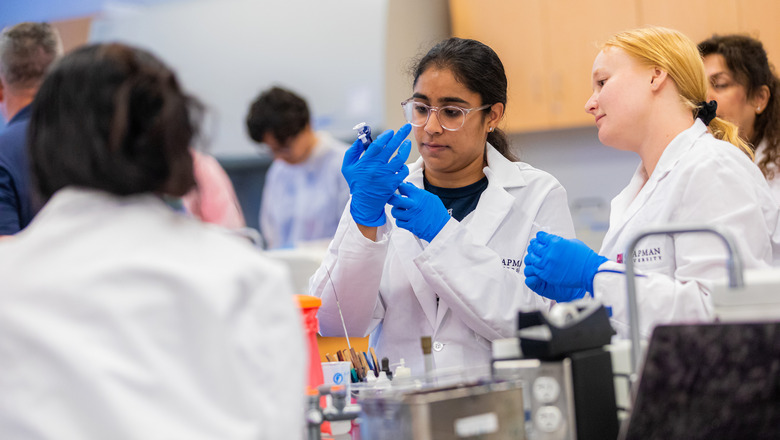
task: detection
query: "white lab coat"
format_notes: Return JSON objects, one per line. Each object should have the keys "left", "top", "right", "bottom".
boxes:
{"left": 260, "top": 132, "right": 350, "bottom": 249}
{"left": 0, "top": 188, "right": 305, "bottom": 440}
{"left": 309, "top": 144, "right": 575, "bottom": 376}
{"left": 593, "top": 120, "right": 780, "bottom": 339}
{"left": 754, "top": 139, "right": 780, "bottom": 205}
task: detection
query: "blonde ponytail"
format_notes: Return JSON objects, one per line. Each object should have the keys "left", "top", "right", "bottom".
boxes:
{"left": 708, "top": 117, "right": 754, "bottom": 159}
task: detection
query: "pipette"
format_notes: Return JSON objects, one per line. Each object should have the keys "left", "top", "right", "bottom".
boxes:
{"left": 324, "top": 265, "right": 351, "bottom": 350}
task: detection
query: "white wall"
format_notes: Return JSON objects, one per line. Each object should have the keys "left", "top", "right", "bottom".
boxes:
{"left": 89, "top": 0, "right": 389, "bottom": 158}
{"left": 88, "top": 0, "right": 451, "bottom": 159}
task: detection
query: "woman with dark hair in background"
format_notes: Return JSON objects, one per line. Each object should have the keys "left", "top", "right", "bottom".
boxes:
{"left": 310, "top": 37, "right": 575, "bottom": 376}
{"left": 0, "top": 43, "right": 305, "bottom": 439}
{"left": 699, "top": 34, "right": 780, "bottom": 203}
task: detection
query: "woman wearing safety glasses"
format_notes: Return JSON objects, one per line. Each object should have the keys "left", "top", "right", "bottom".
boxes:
{"left": 310, "top": 38, "right": 575, "bottom": 376}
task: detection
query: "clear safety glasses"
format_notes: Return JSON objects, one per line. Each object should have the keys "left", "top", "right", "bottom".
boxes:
{"left": 401, "top": 98, "right": 492, "bottom": 131}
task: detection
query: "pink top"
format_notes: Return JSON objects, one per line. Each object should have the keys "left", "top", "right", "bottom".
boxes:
{"left": 182, "top": 150, "right": 245, "bottom": 229}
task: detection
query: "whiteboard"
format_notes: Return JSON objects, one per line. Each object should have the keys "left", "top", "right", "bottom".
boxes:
{"left": 90, "top": 0, "right": 388, "bottom": 157}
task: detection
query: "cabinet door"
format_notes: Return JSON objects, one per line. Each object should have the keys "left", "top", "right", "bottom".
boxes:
{"left": 451, "top": 0, "right": 638, "bottom": 132}
{"left": 450, "top": 0, "right": 551, "bottom": 132}
{"left": 639, "top": 0, "right": 741, "bottom": 44}
{"left": 544, "top": 0, "right": 639, "bottom": 129}
{"left": 52, "top": 17, "right": 92, "bottom": 53}
{"left": 738, "top": 0, "right": 780, "bottom": 68}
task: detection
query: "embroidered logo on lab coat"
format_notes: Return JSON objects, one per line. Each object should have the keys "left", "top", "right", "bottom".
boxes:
{"left": 617, "top": 247, "right": 663, "bottom": 264}
{"left": 502, "top": 257, "right": 523, "bottom": 273}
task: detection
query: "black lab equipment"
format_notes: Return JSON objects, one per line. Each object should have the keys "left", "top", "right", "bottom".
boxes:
{"left": 621, "top": 321, "right": 780, "bottom": 440}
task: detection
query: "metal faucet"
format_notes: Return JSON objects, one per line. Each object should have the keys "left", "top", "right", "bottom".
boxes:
{"left": 623, "top": 225, "right": 744, "bottom": 387}
{"left": 306, "top": 385, "right": 361, "bottom": 440}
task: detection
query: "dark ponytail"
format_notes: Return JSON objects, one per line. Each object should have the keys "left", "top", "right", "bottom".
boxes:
{"left": 412, "top": 38, "right": 516, "bottom": 161}
{"left": 487, "top": 128, "right": 512, "bottom": 160}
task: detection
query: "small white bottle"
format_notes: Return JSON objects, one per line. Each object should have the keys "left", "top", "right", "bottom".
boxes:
{"left": 374, "top": 371, "right": 391, "bottom": 390}
{"left": 394, "top": 358, "right": 411, "bottom": 379}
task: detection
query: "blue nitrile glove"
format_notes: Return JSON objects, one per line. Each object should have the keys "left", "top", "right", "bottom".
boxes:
{"left": 524, "top": 273, "right": 588, "bottom": 302}
{"left": 388, "top": 182, "right": 451, "bottom": 242}
{"left": 523, "top": 231, "right": 608, "bottom": 294}
{"left": 341, "top": 124, "right": 413, "bottom": 226}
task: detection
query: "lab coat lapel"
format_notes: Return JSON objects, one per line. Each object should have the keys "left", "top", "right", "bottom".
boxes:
{"left": 463, "top": 145, "right": 523, "bottom": 245}
{"left": 433, "top": 147, "right": 521, "bottom": 329}
{"left": 393, "top": 160, "right": 438, "bottom": 329}
{"left": 464, "top": 172, "right": 515, "bottom": 245}
{"left": 393, "top": 230, "right": 438, "bottom": 329}
{"left": 602, "top": 165, "right": 652, "bottom": 251}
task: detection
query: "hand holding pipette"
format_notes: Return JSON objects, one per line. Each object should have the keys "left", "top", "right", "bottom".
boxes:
{"left": 352, "top": 122, "right": 373, "bottom": 148}
{"left": 341, "top": 124, "right": 412, "bottom": 227}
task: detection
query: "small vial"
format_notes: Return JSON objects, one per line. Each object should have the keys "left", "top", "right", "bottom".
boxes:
{"left": 352, "top": 122, "right": 373, "bottom": 147}
{"left": 420, "top": 336, "right": 433, "bottom": 378}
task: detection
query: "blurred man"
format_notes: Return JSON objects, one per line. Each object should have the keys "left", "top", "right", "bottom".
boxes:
{"left": 0, "top": 22, "right": 62, "bottom": 235}
{"left": 246, "top": 86, "right": 349, "bottom": 249}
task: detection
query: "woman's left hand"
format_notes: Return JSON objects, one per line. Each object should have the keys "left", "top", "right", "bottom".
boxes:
{"left": 523, "top": 231, "right": 607, "bottom": 294}
{"left": 388, "top": 182, "right": 451, "bottom": 242}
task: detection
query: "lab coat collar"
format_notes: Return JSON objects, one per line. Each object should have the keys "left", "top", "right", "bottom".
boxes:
{"left": 604, "top": 120, "right": 707, "bottom": 248}
{"left": 33, "top": 187, "right": 170, "bottom": 226}
{"left": 484, "top": 142, "right": 528, "bottom": 188}
{"left": 470, "top": 145, "right": 521, "bottom": 245}
{"left": 651, "top": 119, "right": 707, "bottom": 180}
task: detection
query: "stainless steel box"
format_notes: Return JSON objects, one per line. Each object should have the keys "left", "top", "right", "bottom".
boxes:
{"left": 359, "top": 381, "right": 525, "bottom": 440}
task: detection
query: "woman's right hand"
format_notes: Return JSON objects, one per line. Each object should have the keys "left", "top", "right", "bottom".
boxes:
{"left": 341, "top": 124, "right": 412, "bottom": 227}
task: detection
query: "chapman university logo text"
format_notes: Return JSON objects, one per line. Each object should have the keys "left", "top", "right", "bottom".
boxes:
{"left": 502, "top": 257, "right": 522, "bottom": 273}
{"left": 617, "top": 247, "right": 662, "bottom": 264}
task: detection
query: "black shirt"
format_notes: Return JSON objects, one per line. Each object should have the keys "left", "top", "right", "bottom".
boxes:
{"left": 423, "top": 175, "right": 489, "bottom": 221}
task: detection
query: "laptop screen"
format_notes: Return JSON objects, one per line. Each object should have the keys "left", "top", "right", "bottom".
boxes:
{"left": 623, "top": 322, "right": 780, "bottom": 440}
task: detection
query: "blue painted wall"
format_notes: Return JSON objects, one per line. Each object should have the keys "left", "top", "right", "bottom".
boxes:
{"left": 0, "top": 0, "right": 186, "bottom": 29}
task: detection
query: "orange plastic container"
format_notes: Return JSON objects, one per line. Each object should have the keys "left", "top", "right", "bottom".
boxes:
{"left": 296, "top": 295, "right": 333, "bottom": 434}
{"left": 296, "top": 295, "right": 325, "bottom": 390}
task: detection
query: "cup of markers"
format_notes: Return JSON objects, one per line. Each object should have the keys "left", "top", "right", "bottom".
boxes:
{"left": 324, "top": 346, "right": 383, "bottom": 385}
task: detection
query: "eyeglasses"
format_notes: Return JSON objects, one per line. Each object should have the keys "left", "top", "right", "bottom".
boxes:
{"left": 401, "top": 98, "right": 492, "bottom": 131}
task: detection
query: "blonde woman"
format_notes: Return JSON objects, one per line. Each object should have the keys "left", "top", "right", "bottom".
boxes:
{"left": 524, "top": 27, "right": 780, "bottom": 338}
